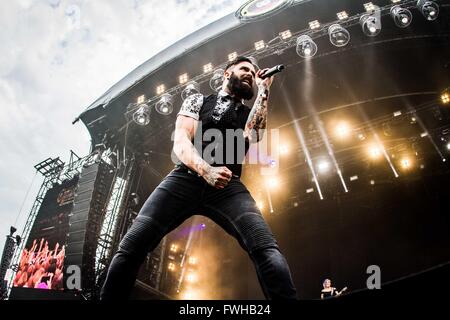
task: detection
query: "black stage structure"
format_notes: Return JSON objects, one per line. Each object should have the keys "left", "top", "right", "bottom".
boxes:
{"left": 3, "top": 0, "right": 450, "bottom": 300}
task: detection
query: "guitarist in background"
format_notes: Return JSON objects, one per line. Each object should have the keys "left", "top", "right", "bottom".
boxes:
{"left": 321, "top": 278, "right": 347, "bottom": 299}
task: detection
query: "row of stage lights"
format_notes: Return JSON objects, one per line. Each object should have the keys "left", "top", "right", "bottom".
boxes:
{"left": 168, "top": 243, "right": 202, "bottom": 299}
{"left": 297, "top": 0, "right": 439, "bottom": 56}
{"left": 254, "top": 116, "right": 450, "bottom": 210}
{"left": 256, "top": 142, "right": 450, "bottom": 212}
{"left": 131, "top": 0, "right": 442, "bottom": 126}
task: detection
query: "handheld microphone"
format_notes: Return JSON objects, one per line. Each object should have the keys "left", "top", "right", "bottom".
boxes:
{"left": 260, "top": 64, "right": 285, "bottom": 79}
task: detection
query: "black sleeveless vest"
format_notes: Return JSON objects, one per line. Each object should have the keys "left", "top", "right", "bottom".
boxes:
{"left": 190, "top": 94, "right": 251, "bottom": 177}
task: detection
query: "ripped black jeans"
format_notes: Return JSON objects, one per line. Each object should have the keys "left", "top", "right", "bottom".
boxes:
{"left": 100, "top": 168, "right": 297, "bottom": 300}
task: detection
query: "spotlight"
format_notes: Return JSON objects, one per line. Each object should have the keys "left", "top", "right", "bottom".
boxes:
{"left": 446, "top": 142, "right": 450, "bottom": 151}
{"left": 335, "top": 122, "right": 351, "bottom": 139}
{"left": 257, "top": 201, "right": 264, "bottom": 210}
{"left": 128, "top": 192, "right": 140, "bottom": 208}
{"left": 209, "top": 68, "right": 224, "bottom": 92}
{"left": 179, "top": 73, "right": 189, "bottom": 84}
{"left": 266, "top": 177, "right": 279, "bottom": 189}
{"left": 188, "top": 257, "right": 197, "bottom": 265}
{"left": 357, "top": 132, "right": 366, "bottom": 141}
{"left": 337, "top": 11, "right": 349, "bottom": 20}
{"left": 309, "top": 20, "right": 321, "bottom": 30}
{"left": 360, "top": 14, "right": 381, "bottom": 36}
{"left": 137, "top": 95, "right": 146, "bottom": 104}
{"left": 228, "top": 52, "right": 238, "bottom": 61}
{"left": 186, "top": 272, "right": 198, "bottom": 283}
{"left": 254, "top": 40, "right": 265, "bottom": 51}
{"left": 441, "top": 91, "right": 450, "bottom": 104}
{"left": 168, "top": 262, "right": 176, "bottom": 271}
{"left": 400, "top": 157, "right": 412, "bottom": 169}
{"left": 317, "top": 160, "right": 330, "bottom": 173}
{"left": 170, "top": 244, "right": 178, "bottom": 253}
{"left": 156, "top": 84, "right": 165, "bottom": 95}
{"left": 417, "top": 0, "right": 439, "bottom": 21}
{"left": 391, "top": 5, "right": 412, "bottom": 28}
{"left": 181, "top": 81, "right": 200, "bottom": 101}
{"left": 181, "top": 289, "right": 199, "bottom": 300}
{"left": 296, "top": 35, "right": 317, "bottom": 58}
{"left": 269, "top": 159, "right": 277, "bottom": 168}
{"left": 279, "top": 145, "right": 289, "bottom": 155}
{"left": 364, "top": 2, "right": 376, "bottom": 12}
{"left": 155, "top": 93, "right": 173, "bottom": 115}
{"left": 368, "top": 144, "right": 382, "bottom": 159}
{"left": 203, "top": 63, "right": 213, "bottom": 73}
{"left": 279, "top": 29, "right": 292, "bottom": 39}
{"left": 132, "top": 103, "right": 150, "bottom": 126}
{"left": 328, "top": 24, "right": 350, "bottom": 47}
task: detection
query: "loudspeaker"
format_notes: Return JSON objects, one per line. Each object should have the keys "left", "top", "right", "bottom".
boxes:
{"left": 65, "top": 161, "right": 114, "bottom": 290}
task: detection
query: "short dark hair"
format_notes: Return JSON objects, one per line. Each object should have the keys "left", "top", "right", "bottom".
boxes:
{"left": 225, "top": 56, "right": 257, "bottom": 72}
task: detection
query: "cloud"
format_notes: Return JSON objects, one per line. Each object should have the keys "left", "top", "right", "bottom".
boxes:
{"left": 0, "top": 0, "right": 244, "bottom": 256}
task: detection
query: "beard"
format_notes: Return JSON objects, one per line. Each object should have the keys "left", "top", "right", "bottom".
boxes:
{"left": 226, "top": 72, "right": 255, "bottom": 100}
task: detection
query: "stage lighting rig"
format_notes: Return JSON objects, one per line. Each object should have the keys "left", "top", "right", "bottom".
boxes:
{"left": 328, "top": 24, "right": 351, "bottom": 47}
{"left": 296, "top": 35, "right": 317, "bottom": 58}
{"left": 360, "top": 13, "right": 381, "bottom": 36}
{"left": 417, "top": 0, "right": 439, "bottom": 21}
{"left": 391, "top": 5, "right": 413, "bottom": 28}
{"left": 132, "top": 103, "right": 151, "bottom": 126}
{"left": 155, "top": 93, "right": 173, "bottom": 115}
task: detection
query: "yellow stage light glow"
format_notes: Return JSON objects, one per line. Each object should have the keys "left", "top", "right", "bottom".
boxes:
{"left": 368, "top": 145, "right": 382, "bottom": 159}
{"left": 186, "top": 273, "right": 198, "bottom": 283}
{"left": 188, "top": 257, "right": 197, "bottom": 265}
{"left": 400, "top": 157, "right": 412, "bottom": 169}
{"left": 279, "top": 145, "right": 289, "bottom": 155}
{"left": 266, "top": 177, "right": 279, "bottom": 189}
{"left": 335, "top": 122, "right": 351, "bottom": 139}
{"left": 257, "top": 201, "right": 264, "bottom": 210}
{"left": 181, "top": 289, "right": 200, "bottom": 300}
{"left": 441, "top": 92, "right": 450, "bottom": 104}
{"left": 317, "top": 160, "right": 330, "bottom": 173}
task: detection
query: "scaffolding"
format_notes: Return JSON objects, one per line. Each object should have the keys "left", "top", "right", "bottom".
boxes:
{"left": 5, "top": 147, "right": 171, "bottom": 299}
{"left": 94, "top": 153, "right": 136, "bottom": 291}
{"left": 5, "top": 152, "right": 88, "bottom": 298}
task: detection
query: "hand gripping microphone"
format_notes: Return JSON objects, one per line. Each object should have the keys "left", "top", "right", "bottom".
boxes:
{"left": 260, "top": 64, "right": 285, "bottom": 79}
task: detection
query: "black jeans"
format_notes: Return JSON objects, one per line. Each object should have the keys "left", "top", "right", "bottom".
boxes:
{"left": 100, "top": 168, "right": 297, "bottom": 300}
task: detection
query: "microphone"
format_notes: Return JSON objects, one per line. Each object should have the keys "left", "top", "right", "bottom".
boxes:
{"left": 260, "top": 64, "right": 285, "bottom": 79}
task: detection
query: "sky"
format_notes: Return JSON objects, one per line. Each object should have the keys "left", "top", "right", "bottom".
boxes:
{"left": 0, "top": 0, "right": 245, "bottom": 258}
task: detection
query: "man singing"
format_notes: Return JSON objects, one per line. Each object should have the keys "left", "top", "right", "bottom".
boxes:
{"left": 100, "top": 56, "right": 297, "bottom": 300}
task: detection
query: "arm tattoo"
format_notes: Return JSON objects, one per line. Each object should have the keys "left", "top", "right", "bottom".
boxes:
{"left": 245, "top": 85, "right": 269, "bottom": 143}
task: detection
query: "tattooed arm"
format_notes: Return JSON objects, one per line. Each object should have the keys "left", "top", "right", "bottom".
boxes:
{"left": 244, "top": 68, "right": 274, "bottom": 143}
{"left": 174, "top": 94, "right": 232, "bottom": 189}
